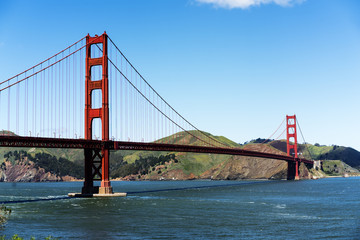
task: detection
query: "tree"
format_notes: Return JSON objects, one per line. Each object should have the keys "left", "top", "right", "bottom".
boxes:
{"left": 0, "top": 205, "right": 11, "bottom": 228}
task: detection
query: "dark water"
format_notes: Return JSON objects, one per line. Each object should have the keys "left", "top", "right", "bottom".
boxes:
{"left": 0, "top": 178, "right": 359, "bottom": 239}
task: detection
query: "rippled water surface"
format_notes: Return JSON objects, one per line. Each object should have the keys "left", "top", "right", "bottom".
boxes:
{"left": 0, "top": 178, "right": 359, "bottom": 239}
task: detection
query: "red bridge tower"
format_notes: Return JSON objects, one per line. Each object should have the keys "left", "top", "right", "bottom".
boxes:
{"left": 286, "top": 115, "right": 300, "bottom": 180}
{"left": 82, "top": 32, "right": 112, "bottom": 194}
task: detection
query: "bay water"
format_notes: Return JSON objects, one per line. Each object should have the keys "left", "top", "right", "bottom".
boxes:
{"left": 0, "top": 178, "right": 359, "bottom": 239}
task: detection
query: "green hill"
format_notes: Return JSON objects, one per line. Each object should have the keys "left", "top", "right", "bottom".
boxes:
{"left": 1, "top": 131, "right": 360, "bottom": 181}
{"left": 108, "top": 131, "right": 241, "bottom": 179}
{"left": 109, "top": 131, "right": 296, "bottom": 180}
{"left": 269, "top": 140, "right": 360, "bottom": 170}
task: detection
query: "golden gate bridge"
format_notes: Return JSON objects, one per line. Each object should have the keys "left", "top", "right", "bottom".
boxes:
{"left": 0, "top": 32, "right": 313, "bottom": 196}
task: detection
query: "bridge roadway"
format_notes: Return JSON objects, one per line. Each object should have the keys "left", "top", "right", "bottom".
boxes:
{"left": 0, "top": 136, "right": 313, "bottom": 165}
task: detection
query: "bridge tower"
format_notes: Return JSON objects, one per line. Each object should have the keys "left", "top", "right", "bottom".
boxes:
{"left": 286, "top": 115, "right": 300, "bottom": 180}
{"left": 82, "top": 32, "right": 113, "bottom": 194}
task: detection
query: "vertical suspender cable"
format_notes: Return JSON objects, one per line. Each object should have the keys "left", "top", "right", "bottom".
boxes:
{"left": 73, "top": 45, "right": 76, "bottom": 138}
{"left": 25, "top": 72, "right": 27, "bottom": 135}
{"left": 39, "top": 68, "right": 41, "bottom": 137}
{"left": 16, "top": 76, "right": 19, "bottom": 135}
{"left": 54, "top": 56, "right": 57, "bottom": 136}
{"left": 33, "top": 68, "right": 36, "bottom": 136}
{"left": 115, "top": 48, "right": 118, "bottom": 140}
{"left": 49, "top": 60, "right": 52, "bottom": 137}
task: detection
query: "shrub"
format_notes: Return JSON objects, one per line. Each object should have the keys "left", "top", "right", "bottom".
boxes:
{"left": 0, "top": 205, "right": 11, "bottom": 227}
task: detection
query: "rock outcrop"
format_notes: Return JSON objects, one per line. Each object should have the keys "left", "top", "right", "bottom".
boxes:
{"left": 0, "top": 159, "right": 61, "bottom": 182}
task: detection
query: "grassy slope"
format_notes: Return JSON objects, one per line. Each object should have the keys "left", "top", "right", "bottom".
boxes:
{"left": 299, "top": 144, "right": 360, "bottom": 169}
{"left": 111, "top": 130, "right": 240, "bottom": 178}
{"left": 174, "top": 153, "right": 230, "bottom": 176}
{"left": 270, "top": 140, "right": 360, "bottom": 167}
{"left": 2, "top": 129, "right": 360, "bottom": 178}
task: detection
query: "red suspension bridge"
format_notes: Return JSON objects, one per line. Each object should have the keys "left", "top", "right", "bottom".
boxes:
{"left": 0, "top": 32, "right": 313, "bottom": 196}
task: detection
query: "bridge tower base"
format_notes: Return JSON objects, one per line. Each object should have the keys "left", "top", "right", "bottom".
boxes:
{"left": 81, "top": 148, "right": 113, "bottom": 195}
{"left": 287, "top": 161, "right": 300, "bottom": 180}
{"left": 69, "top": 148, "right": 126, "bottom": 197}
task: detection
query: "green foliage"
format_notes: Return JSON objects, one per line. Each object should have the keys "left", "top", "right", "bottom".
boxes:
{"left": 32, "top": 152, "right": 83, "bottom": 178}
{"left": 45, "top": 236, "right": 57, "bottom": 240}
{"left": 111, "top": 130, "right": 241, "bottom": 178}
{"left": 10, "top": 235, "right": 23, "bottom": 240}
{"left": 320, "top": 160, "right": 359, "bottom": 176}
{"left": 176, "top": 153, "right": 230, "bottom": 176}
{"left": 322, "top": 160, "right": 343, "bottom": 175}
{"left": 0, "top": 235, "right": 20, "bottom": 240}
{"left": 307, "top": 145, "right": 333, "bottom": 158}
{"left": 123, "top": 154, "right": 140, "bottom": 164}
{"left": 156, "top": 130, "right": 240, "bottom": 148}
{"left": 0, "top": 146, "right": 84, "bottom": 166}
{"left": 249, "top": 138, "right": 272, "bottom": 144}
{"left": 191, "top": 130, "right": 240, "bottom": 148}
{"left": 316, "top": 147, "right": 360, "bottom": 168}
{"left": 3, "top": 151, "right": 83, "bottom": 179}
{"left": 270, "top": 140, "right": 360, "bottom": 169}
{"left": 0, "top": 205, "right": 11, "bottom": 227}
{"left": 111, "top": 154, "right": 175, "bottom": 178}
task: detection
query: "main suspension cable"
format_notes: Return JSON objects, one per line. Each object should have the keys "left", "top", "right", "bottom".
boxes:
{"left": 107, "top": 56, "right": 218, "bottom": 148}
{"left": 0, "top": 36, "right": 101, "bottom": 93}
{"left": 261, "top": 117, "right": 285, "bottom": 144}
{"left": 0, "top": 37, "right": 86, "bottom": 86}
{"left": 107, "top": 37, "right": 229, "bottom": 148}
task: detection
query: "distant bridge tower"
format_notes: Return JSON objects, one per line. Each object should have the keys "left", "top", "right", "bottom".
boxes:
{"left": 286, "top": 115, "right": 299, "bottom": 180}
{"left": 82, "top": 32, "right": 112, "bottom": 194}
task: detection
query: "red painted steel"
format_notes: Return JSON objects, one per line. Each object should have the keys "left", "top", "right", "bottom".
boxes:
{"left": 286, "top": 115, "right": 300, "bottom": 180}
{"left": 0, "top": 33, "right": 315, "bottom": 189}
{"left": 84, "top": 32, "right": 112, "bottom": 194}
{"left": 0, "top": 135, "right": 106, "bottom": 149}
{"left": 286, "top": 115, "right": 298, "bottom": 158}
{"left": 0, "top": 136, "right": 314, "bottom": 166}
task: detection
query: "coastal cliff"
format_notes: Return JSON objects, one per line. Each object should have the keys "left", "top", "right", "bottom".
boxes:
{"left": 0, "top": 150, "right": 82, "bottom": 182}
{"left": 0, "top": 159, "right": 61, "bottom": 182}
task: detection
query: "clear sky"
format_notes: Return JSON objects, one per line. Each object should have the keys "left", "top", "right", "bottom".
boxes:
{"left": 0, "top": 0, "right": 359, "bottom": 150}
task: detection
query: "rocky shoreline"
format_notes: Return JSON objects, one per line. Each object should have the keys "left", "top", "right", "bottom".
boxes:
{"left": 1, "top": 155, "right": 358, "bottom": 183}
{"left": 0, "top": 159, "right": 78, "bottom": 182}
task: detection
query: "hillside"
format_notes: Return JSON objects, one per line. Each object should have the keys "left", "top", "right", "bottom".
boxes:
{"left": 109, "top": 131, "right": 311, "bottom": 181}
{"left": 0, "top": 150, "right": 82, "bottom": 182}
{"left": 269, "top": 140, "right": 360, "bottom": 170}
{"left": 1, "top": 131, "right": 360, "bottom": 181}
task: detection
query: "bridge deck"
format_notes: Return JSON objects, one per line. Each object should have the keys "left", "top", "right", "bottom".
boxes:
{"left": 0, "top": 136, "right": 313, "bottom": 165}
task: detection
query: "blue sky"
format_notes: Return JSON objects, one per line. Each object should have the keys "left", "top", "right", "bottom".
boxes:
{"left": 0, "top": 0, "right": 359, "bottom": 150}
